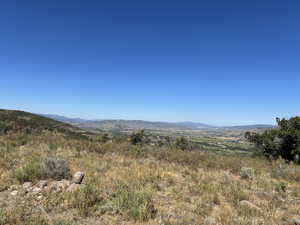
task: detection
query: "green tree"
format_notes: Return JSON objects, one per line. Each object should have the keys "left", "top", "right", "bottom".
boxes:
{"left": 130, "top": 130, "right": 146, "bottom": 145}
{"left": 245, "top": 117, "right": 300, "bottom": 162}
{"left": 175, "top": 136, "right": 190, "bottom": 150}
{"left": 100, "top": 133, "right": 109, "bottom": 143}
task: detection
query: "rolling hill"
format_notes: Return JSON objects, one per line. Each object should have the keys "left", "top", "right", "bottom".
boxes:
{"left": 0, "top": 109, "right": 88, "bottom": 138}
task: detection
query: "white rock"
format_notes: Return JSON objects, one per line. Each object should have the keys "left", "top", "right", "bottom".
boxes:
{"left": 22, "top": 182, "right": 32, "bottom": 189}
{"left": 72, "top": 171, "right": 85, "bottom": 184}
{"left": 10, "top": 190, "right": 18, "bottom": 196}
{"left": 32, "top": 187, "right": 42, "bottom": 194}
{"left": 49, "top": 180, "right": 70, "bottom": 192}
{"left": 36, "top": 180, "right": 48, "bottom": 188}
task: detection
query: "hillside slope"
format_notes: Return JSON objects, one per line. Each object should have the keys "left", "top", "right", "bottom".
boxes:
{"left": 0, "top": 109, "right": 87, "bottom": 138}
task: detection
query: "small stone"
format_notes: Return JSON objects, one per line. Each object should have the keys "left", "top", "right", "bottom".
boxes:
{"left": 36, "top": 180, "right": 48, "bottom": 188}
{"left": 10, "top": 190, "right": 18, "bottom": 196}
{"left": 72, "top": 171, "right": 85, "bottom": 184}
{"left": 49, "top": 180, "right": 70, "bottom": 192}
{"left": 66, "top": 183, "right": 81, "bottom": 192}
{"left": 22, "top": 182, "right": 32, "bottom": 190}
{"left": 37, "top": 195, "right": 43, "bottom": 200}
{"left": 32, "top": 187, "right": 42, "bottom": 194}
{"left": 10, "top": 185, "right": 20, "bottom": 191}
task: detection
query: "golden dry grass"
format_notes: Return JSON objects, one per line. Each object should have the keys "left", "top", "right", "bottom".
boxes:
{"left": 0, "top": 134, "right": 300, "bottom": 225}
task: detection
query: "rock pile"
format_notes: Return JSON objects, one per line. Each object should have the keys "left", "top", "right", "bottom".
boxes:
{"left": 9, "top": 171, "right": 85, "bottom": 198}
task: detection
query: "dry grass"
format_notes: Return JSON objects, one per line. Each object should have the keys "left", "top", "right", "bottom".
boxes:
{"left": 0, "top": 133, "right": 300, "bottom": 224}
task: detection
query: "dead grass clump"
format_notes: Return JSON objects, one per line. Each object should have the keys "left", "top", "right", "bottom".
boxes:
{"left": 65, "top": 182, "right": 102, "bottom": 217}
{"left": 110, "top": 183, "right": 157, "bottom": 222}
{"left": 271, "top": 159, "right": 300, "bottom": 182}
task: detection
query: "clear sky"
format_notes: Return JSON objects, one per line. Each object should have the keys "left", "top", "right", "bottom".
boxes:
{"left": 1, "top": 0, "right": 299, "bottom": 125}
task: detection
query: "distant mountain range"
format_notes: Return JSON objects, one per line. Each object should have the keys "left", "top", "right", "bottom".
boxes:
{"left": 41, "top": 114, "right": 276, "bottom": 132}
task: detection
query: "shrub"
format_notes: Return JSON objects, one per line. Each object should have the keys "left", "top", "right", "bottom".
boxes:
{"left": 15, "top": 157, "right": 71, "bottom": 183}
{"left": 15, "top": 159, "right": 41, "bottom": 183}
{"left": 175, "top": 137, "right": 190, "bottom": 150}
{"left": 100, "top": 133, "right": 109, "bottom": 143}
{"left": 111, "top": 183, "right": 156, "bottom": 222}
{"left": 40, "top": 157, "right": 71, "bottom": 180}
{"left": 129, "top": 130, "right": 146, "bottom": 145}
{"left": 240, "top": 167, "right": 255, "bottom": 180}
{"left": 274, "top": 182, "right": 287, "bottom": 192}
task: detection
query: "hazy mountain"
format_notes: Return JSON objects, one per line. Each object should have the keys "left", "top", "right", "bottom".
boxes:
{"left": 221, "top": 124, "right": 276, "bottom": 130}
{"left": 41, "top": 114, "right": 275, "bottom": 132}
{"left": 175, "top": 121, "right": 215, "bottom": 129}
{"left": 40, "top": 114, "right": 88, "bottom": 124}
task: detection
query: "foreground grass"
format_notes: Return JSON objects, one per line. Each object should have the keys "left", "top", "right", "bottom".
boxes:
{"left": 0, "top": 134, "right": 300, "bottom": 224}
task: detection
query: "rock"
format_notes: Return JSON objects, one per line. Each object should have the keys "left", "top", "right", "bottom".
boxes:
{"left": 240, "top": 167, "right": 255, "bottom": 180}
{"left": 239, "top": 200, "right": 262, "bottom": 213}
{"left": 66, "top": 183, "right": 81, "bottom": 192}
{"left": 32, "top": 187, "right": 42, "bottom": 194}
{"left": 72, "top": 171, "right": 85, "bottom": 184}
{"left": 203, "top": 217, "right": 218, "bottom": 225}
{"left": 36, "top": 180, "right": 48, "bottom": 189}
{"left": 9, "top": 185, "right": 20, "bottom": 191}
{"left": 10, "top": 190, "right": 18, "bottom": 196}
{"left": 290, "top": 218, "right": 300, "bottom": 225}
{"left": 48, "top": 180, "right": 70, "bottom": 192}
{"left": 22, "top": 182, "right": 32, "bottom": 190}
{"left": 36, "top": 195, "right": 43, "bottom": 200}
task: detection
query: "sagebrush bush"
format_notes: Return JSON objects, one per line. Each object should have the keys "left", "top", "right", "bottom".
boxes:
{"left": 15, "top": 159, "right": 41, "bottom": 183}
{"left": 15, "top": 156, "right": 71, "bottom": 183}
{"left": 40, "top": 157, "right": 71, "bottom": 180}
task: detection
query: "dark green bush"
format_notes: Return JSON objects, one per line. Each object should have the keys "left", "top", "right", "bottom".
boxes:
{"left": 129, "top": 130, "right": 146, "bottom": 145}
{"left": 175, "top": 137, "right": 190, "bottom": 150}
{"left": 245, "top": 117, "right": 300, "bottom": 162}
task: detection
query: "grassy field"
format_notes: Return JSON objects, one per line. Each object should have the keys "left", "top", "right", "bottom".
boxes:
{"left": 0, "top": 111, "right": 299, "bottom": 225}
{"left": 0, "top": 132, "right": 300, "bottom": 225}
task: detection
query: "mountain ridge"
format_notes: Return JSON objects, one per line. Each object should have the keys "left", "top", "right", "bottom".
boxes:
{"left": 41, "top": 114, "right": 276, "bottom": 131}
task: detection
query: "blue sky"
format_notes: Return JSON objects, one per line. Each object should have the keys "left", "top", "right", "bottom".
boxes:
{"left": 1, "top": 0, "right": 300, "bottom": 125}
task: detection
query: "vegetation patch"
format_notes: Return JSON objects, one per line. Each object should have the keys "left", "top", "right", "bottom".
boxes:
{"left": 15, "top": 156, "right": 71, "bottom": 183}
{"left": 110, "top": 183, "right": 157, "bottom": 222}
